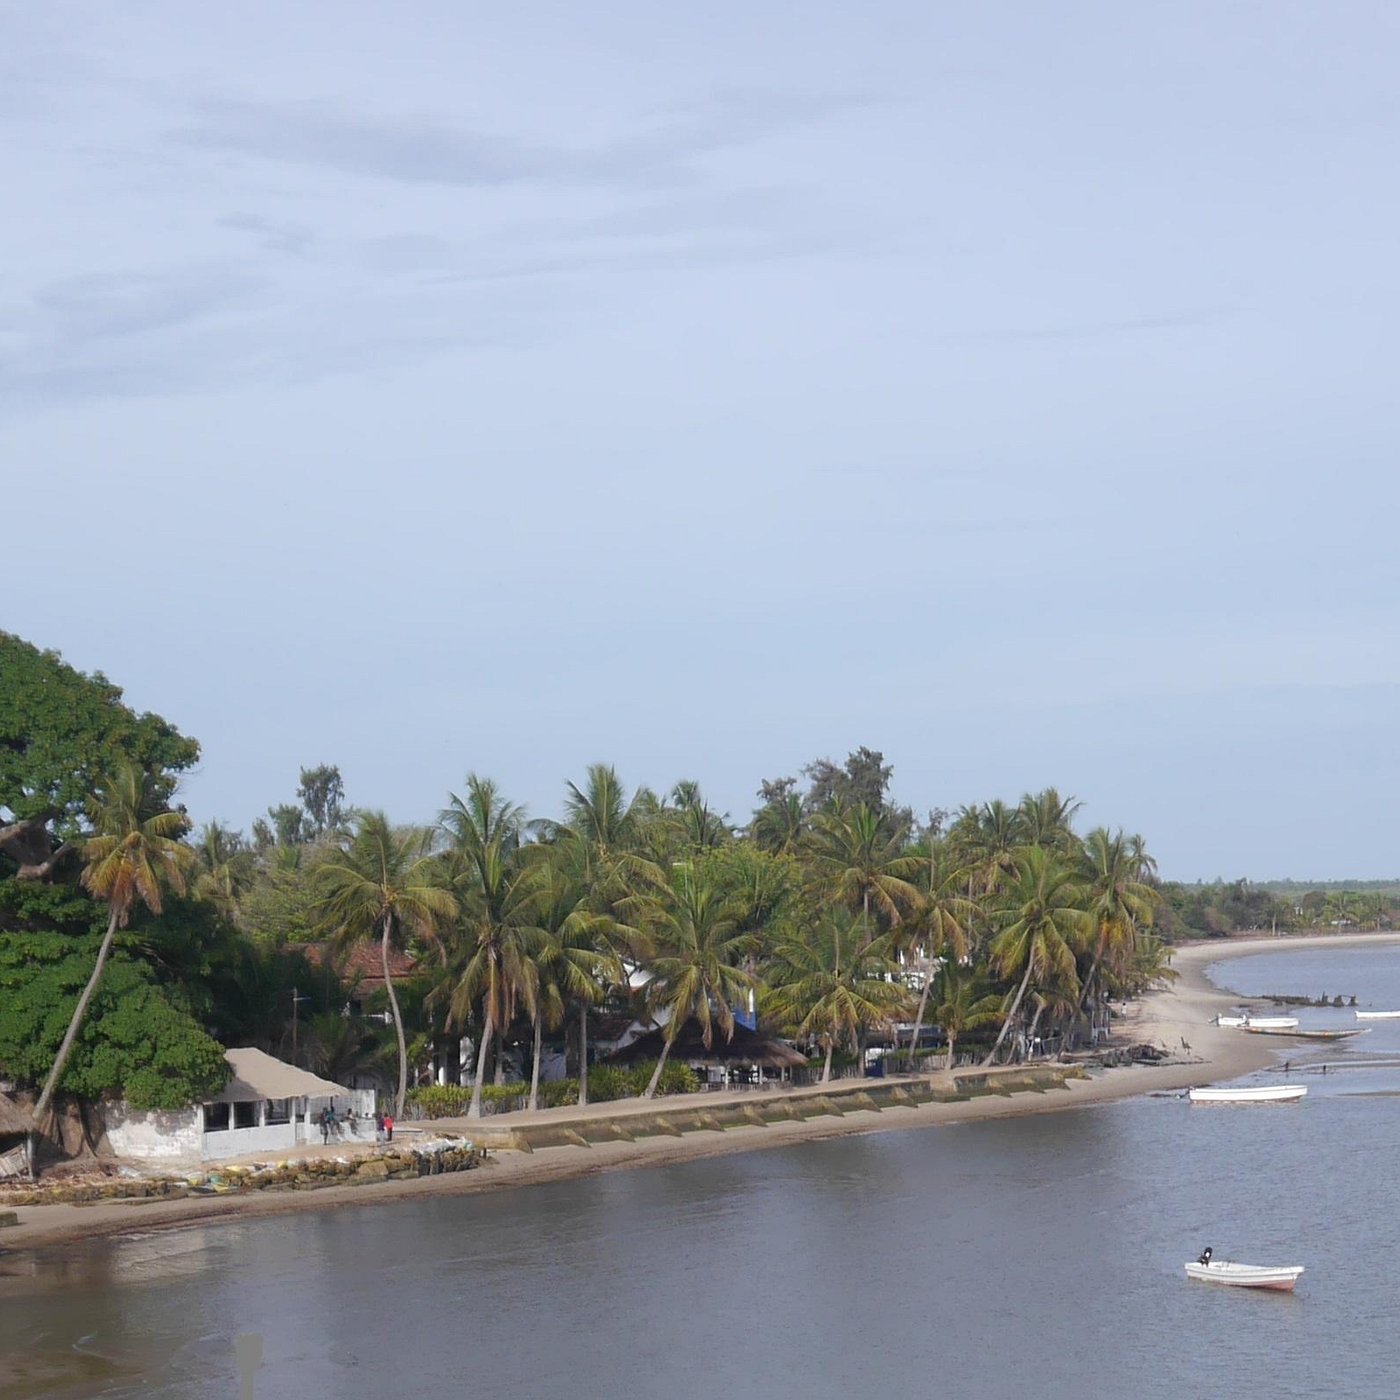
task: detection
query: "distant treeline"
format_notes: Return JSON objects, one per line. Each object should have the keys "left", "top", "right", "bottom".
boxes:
{"left": 1156, "top": 879, "right": 1397, "bottom": 938}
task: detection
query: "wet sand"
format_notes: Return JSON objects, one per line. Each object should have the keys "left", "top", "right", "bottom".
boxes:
{"left": 3, "top": 931, "right": 1395, "bottom": 1257}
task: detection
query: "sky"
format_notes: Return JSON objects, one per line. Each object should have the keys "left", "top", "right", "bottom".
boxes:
{"left": 4, "top": 3, "right": 1398, "bottom": 881}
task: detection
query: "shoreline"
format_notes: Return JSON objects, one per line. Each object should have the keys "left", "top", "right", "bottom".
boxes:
{"left": 4, "top": 930, "right": 1397, "bottom": 1262}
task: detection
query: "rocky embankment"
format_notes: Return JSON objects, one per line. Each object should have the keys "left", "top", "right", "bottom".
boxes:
{"left": 0, "top": 1140, "right": 481, "bottom": 1208}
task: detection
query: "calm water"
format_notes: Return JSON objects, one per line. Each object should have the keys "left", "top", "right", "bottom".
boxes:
{"left": 5, "top": 943, "right": 1400, "bottom": 1400}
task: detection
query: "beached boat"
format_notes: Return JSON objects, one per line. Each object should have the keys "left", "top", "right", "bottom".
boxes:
{"left": 1188, "top": 1085, "right": 1307, "bottom": 1104}
{"left": 1184, "top": 1259, "right": 1304, "bottom": 1291}
{"left": 1242, "top": 1016, "right": 1299, "bottom": 1030}
{"left": 1215, "top": 1015, "right": 1249, "bottom": 1027}
{"left": 1245, "top": 1026, "right": 1368, "bottom": 1041}
{"left": 1355, "top": 1010, "right": 1400, "bottom": 1020}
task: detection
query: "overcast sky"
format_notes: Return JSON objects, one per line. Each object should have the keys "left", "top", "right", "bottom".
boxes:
{"left": 5, "top": 3, "right": 1398, "bottom": 880}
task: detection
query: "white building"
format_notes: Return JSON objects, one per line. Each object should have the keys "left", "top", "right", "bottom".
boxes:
{"left": 104, "top": 1048, "right": 374, "bottom": 1165}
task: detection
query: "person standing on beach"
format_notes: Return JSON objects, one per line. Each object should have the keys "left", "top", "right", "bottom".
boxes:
{"left": 383, "top": 1111, "right": 394, "bottom": 1142}
{"left": 319, "top": 1107, "right": 330, "bottom": 1144}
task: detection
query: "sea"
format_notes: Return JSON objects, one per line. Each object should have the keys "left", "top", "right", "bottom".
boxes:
{"left": 4, "top": 941, "right": 1400, "bottom": 1400}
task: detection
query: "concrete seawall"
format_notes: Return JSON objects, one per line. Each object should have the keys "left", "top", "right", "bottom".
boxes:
{"left": 443, "top": 1065, "right": 1086, "bottom": 1154}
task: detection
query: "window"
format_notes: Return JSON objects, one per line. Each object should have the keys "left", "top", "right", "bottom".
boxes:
{"left": 265, "top": 1098, "right": 291, "bottom": 1125}
{"left": 233, "top": 1101, "right": 258, "bottom": 1130}
{"left": 203, "top": 1102, "right": 230, "bottom": 1132}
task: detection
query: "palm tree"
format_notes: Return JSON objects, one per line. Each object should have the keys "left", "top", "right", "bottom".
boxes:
{"left": 520, "top": 852, "right": 624, "bottom": 1109}
{"left": 805, "top": 803, "right": 923, "bottom": 933}
{"left": 33, "top": 763, "right": 197, "bottom": 1130}
{"left": 766, "top": 909, "right": 910, "bottom": 1082}
{"left": 930, "top": 966, "right": 1002, "bottom": 1070}
{"left": 314, "top": 812, "right": 458, "bottom": 1118}
{"left": 1077, "top": 828, "right": 1157, "bottom": 1015}
{"left": 903, "top": 843, "right": 976, "bottom": 1061}
{"left": 752, "top": 789, "right": 806, "bottom": 855}
{"left": 305, "top": 1012, "right": 393, "bottom": 1086}
{"left": 436, "top": 777, "right": 538, "bottom": 1117}
{"left": 950, "top": 800, "right": 1022, "bottom": 896}
{"left": 625, "top": 865, "right": 756, "bottom": 1097}
{"left": 983, "top": 847, "right": 1088, "bottom": 1064}
{"left": 1014, "top": 788, "right": 1083, "bottom": 855}
{"left": 192, "top": 820, "right": 254, "bottom": 924}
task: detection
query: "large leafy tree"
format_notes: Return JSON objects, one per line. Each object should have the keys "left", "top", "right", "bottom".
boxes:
{"left": 32, "top": 762, "right": 199, "bottom": 1128}
{"left": 0, "top": 633, "right": 199, "bottom": 880}
{"left": 314, "top": 812, "right": 458, "bottom": 1117}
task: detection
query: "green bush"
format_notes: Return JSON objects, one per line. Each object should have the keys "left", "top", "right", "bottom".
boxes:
{"left": 405, "top": 1062, "right": 702, "bottom": 1118}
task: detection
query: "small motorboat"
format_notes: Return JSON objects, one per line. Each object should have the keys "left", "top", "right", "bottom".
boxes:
{"left": 1355, "top": 1010, "right": 1400, "bottom": 1020}
{"left": 1242, "top": 1016, "right": 1299, "bottom": 1030}
{"left": 1189, "top": 1085, "right": 1307, "bottom": 1104}
{"left": 1185, "top": 1257, "right": 1304, "bottom": 1291}
{"left": 1215, "top": 1014, "right": 1249, "bottom": 1027}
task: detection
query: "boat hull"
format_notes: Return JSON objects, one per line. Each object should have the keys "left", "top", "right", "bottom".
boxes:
{"left": 1355, "top": 1010, "right": 1400, "bottom": 1020}
{"left": 1188, "top": 1085, "right": 1307, "bottom": 1103}
{"left": 1184, "top": 1261, "right": 1303, "bottom": 1291}
{"left": 1244, "top": 1026, "right": 1367, "bottom": 1040}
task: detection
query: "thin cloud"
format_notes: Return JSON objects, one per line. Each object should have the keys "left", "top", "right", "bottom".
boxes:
{"left": 169, "top": 89, "right": 870, "bottom": 191}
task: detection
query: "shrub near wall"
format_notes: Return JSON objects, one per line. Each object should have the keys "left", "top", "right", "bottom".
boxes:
{"left": 405, "top": 1062, "right": 701, "bottom": 1120}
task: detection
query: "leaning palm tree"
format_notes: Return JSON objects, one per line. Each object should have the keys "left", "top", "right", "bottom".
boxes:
{"left": 625, "top": 865, "right": 756, "bottom": 1098}
{"left": 314, "top": 812, "right": 458, "bottom": 1118}
{"left": 33, "top": 763, "right": 197, "bottom": 1129}
{"left": 766, "top": 909, "right": 910, "bottom": 1082}
{"left": 983, "top": 846, "right": 1088, "bottom": 1064}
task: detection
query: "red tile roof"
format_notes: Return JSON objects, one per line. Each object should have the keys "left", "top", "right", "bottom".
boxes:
{"left": 299, "top": 941, "right": 422, "bottom": 993}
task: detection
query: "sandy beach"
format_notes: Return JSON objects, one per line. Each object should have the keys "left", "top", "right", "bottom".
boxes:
{"left": 4, "top": 931, "right": 1396, "bottom": 1258}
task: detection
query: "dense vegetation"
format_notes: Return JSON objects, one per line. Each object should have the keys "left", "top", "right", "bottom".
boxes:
{"left": 1, "top": 630, "right": 1390, "bottom": 1132}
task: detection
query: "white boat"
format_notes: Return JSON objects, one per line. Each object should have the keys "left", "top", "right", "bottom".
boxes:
{"left": 1355, "top": 1010, "right": 1400, "bottom": 1020}
{"left": 1184, "top": 1259, "right": 1304, "bottom": 1291}
{"left": 1215, "top": 1015, "right": 1249, "bottom": 1027}
{"left": 1189, "top": 1085, "right": 1307, "bottom": 1104}
{"left": 1243, "top": 1016, "right": 1299, "bottom": 1030}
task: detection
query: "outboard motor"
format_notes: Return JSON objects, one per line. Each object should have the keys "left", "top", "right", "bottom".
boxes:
{"left": 1197, "top": 1246, "right": 1214, "bottom": 1265}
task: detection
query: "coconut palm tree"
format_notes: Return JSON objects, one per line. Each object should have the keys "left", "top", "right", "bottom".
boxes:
{"left": 752, "top": 789, "right": 806, "bottom": 855}
{"left": 950, "top": 800, "right": 1022, "bottom": 896}
{"left": 766, "top": 909, "right": 910, "bottom": 1082}
{"left": 805, "top": 803, "right": 923, "bottom": 934}
{"left": 1077, "top": 828, "right": 1158, "bottom": 1014}
{"left": 435, "top": 777, "right": 540, "bottom": 1117}
{"left": 314, "top": 812, "right": 458, "bottom": 1118}
{"left": 624, "top": 864, "right": 756, "bottom": 1097}
{"left": 519, "top": 852, "right": 625, "bottom": 1109}
{"left": 1014, "top": 788, "right": 1083, "bottom": 855}
{"left": 33, "top": 762, "right": 197, "bottom": 1130}
{"left": 930, "top": 965, "right": 1003, "bottom": 1070}
{"left": 983, "top": 847, "right": 1088, "bottom": 1064}
{"left": 192, "top": 820, "right": 254, "bottom": 924}
{"left": 903, "top": 842, "right": 977, "bottom": 1060}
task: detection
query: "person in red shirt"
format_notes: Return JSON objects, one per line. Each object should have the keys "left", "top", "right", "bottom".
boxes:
{"left": 383, "top": 1112, "right": 394, "bottom": 1142}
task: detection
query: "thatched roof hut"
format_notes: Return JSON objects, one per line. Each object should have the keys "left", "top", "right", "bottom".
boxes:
{"left": 606, "top": 1020, "right": 807, "bottom": 1069}
{"left": 0, "top": 1093, "right": 34, "bottom": 1141}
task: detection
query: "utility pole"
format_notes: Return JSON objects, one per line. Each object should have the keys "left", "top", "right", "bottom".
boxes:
{"left": 291, "top": 987, "right": 311, "bottom": 1065}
